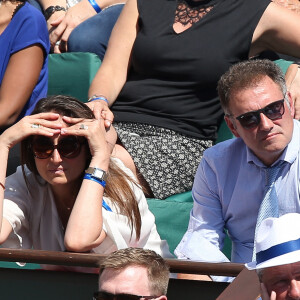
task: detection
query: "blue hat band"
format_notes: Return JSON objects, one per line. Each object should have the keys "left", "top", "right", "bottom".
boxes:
{"left": 257, "top": 237, "right": 300, "bottom": 265}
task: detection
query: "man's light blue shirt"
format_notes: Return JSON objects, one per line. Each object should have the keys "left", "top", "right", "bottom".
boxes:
{"left": 175, "top": 120, "right": 300, "bottom": 281}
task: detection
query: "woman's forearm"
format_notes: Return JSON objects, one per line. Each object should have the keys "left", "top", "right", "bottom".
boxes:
{"left": 88, "top": 0, "right": 138, "bottom": 103}
{"left": 64, "top": 155, "right": 110, "bottom": 252}
{"left": 63, "top": 117, "right": 113, "bottom": 252}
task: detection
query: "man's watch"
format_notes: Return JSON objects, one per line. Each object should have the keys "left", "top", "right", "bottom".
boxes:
{"left": 85, "top": 167, "right": 107, "bottom": 182}
{"left": 44, "top": 5, "right": 66, "bottom": 21}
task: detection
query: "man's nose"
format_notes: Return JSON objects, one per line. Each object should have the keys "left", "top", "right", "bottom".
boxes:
{"left": 259, "top": 113, "right": 274, "bottom": 131}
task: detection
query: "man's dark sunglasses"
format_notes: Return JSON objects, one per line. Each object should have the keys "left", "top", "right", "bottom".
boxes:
{"left": 228, "top": 99, "right": 285, "bottom": 129}
{"left": 93, "top": 291, "right": 154, "bottom": 300}
{"left": 31, "top": 135, "right": 84, "bottom": 159}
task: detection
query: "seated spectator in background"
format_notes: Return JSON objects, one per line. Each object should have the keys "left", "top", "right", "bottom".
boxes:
{"left": 246, "top": 213, "right": 300, "bottom": 300}
{"left": 95, "top": 247, "right": 169, "bottom": 300}
{"left": 0, "top": 95, "right": 171, "bottom": 271}
{"left": 175, "top": 59, "right": 300, "bottom": 281}
{"left": 30, "top": 0, "right": 124, "bottom": 60}
{"left": 0, "top": 0, "right": 49, "bottom": 132}
{"left": 88, "top": 0, "right": 300, "bottom": 200}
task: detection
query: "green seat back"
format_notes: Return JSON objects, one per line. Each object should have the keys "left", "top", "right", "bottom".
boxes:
{"left": 215, "top": 119, "right": 234, "bottom": 144}
{"left": 274, "top": 58, "right": 293, "bottom": 75}
{"left": 147, "top": 192, "right": 193, "bottom": 254}
{"left": 147, "top": 191, "right": 232, "bottom": 259}
{"left": 48, "top": 52, "right": 101, "bottom": 101}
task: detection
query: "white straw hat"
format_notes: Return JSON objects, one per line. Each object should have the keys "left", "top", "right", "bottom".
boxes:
{"left": 246, "top": 213, "right": 300, "bottom": 270}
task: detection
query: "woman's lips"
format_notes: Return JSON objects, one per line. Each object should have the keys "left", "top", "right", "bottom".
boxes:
{"left": 48, "top": 168, "right": 64, "bottom": 174}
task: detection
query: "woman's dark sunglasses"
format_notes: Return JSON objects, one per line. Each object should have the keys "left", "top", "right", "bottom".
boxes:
{"left": 93, "top": 291, "right": 154, "bottom": 300}
{"left": 231, "top": 99, "right": 285, "bottom": 129}
{"left": 32, "top": 135, "right": 84, "bottom": 159}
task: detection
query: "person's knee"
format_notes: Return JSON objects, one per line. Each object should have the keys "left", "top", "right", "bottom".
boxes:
{"left": 67, "top": 4, "right": 124, "bottom": 59}
{"left": 68, "top": 19, "right": 108, "bottom": 59}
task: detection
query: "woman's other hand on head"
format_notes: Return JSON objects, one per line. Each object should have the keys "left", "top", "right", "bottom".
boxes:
{"left": 60, "top": 116, "right": 112, "bottom": 159}
{"left": 86, "top": 100, "right": 114, "bottom": 127}
{"left": 0, "top": 113, "right": 62, "bottom": 149}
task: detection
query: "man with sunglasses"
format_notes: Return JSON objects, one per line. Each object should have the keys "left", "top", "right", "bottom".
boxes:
{"left": 175, "top": 59, "right": 300, "bottom": 282}
{"left": 93, "top": 247, "right": 169, "bottom": 300}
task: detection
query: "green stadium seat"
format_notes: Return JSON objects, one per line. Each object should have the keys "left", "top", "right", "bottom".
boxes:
{"left": 48, "top": 52, "right": 101, "bottom": 101}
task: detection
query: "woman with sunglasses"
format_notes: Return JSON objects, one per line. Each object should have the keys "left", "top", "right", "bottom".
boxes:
{"left": 0, "top": 95, "right": 171, "bottom": 270}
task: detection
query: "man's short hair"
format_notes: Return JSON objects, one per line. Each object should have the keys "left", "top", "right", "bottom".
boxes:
{"left": 217, "top": 59, "right": 287, "bottom": 115}
{"left": 99, "top": 248, "right": 170, "bottom": 296}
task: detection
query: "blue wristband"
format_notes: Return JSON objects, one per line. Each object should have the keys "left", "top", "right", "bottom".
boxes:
{"left": 84, "top": 173, "right": 106, "bottom": 188}
{"left": 88, "top": 96, "right": 109, "bottom": 104}
{"left": 87, "top": 0, "right": 101, "bottom": 13}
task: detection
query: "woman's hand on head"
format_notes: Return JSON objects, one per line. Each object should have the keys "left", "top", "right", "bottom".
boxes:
{"left": 60, "top": 116, "right": 115, "bottom": 159}
{"left": 86, "top": 100, "right": 114, "bottom": 128}
{"left": 0, "top": 113, "right": 62, "bottom": 149}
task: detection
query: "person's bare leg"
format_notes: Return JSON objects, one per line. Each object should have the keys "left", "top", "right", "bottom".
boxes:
{"left": 113, "top": 144, "right": 154, "bottom": 198}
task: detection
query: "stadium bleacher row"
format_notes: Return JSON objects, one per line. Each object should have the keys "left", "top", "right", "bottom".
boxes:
{"left": 0, "top": 52, "right": 293, "bottom": 299}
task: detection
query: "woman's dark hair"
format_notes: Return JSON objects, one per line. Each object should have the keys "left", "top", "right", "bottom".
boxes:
{"left": 21, "top": 95, "right": 141, "bottom": 239}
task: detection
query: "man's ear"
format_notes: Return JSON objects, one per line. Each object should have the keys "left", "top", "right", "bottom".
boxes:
{"left": 155, "top": 296, "right": 167, "bottom": 300}
{"left": 224, "top": 116, "right": 240, "bottom": 138}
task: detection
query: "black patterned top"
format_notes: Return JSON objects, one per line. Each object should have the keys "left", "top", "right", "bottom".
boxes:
{"left": 112, "top": 0, "right": 271, "bottom": 140}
